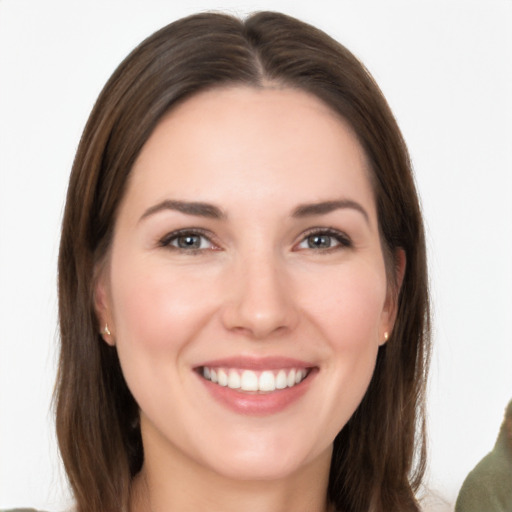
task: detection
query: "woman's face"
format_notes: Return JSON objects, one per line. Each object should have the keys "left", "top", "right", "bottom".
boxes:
{"left": 96, "top": 86, "right": 399, "bottom": 482}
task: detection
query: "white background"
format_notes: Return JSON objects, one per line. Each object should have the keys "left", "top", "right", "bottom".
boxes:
{"left": 0, "top": 1, "right": 511, "bottom": 510}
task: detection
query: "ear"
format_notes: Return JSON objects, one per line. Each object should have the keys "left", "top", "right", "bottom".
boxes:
{"left": 380, "top": 248, "right": 406, "bottom": 346}
{"left": 94, "top": 266, "right": 115, "bottom": 346}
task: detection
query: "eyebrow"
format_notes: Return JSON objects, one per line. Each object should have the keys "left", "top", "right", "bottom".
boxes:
{"left": 139, "top": 200, "right": 226, "bottom": 222}
{"left": 292, "top": 199, "right": 369, "bottom": 224}
{"left": 139, "top": 198, "right": 369, "bottom": 224}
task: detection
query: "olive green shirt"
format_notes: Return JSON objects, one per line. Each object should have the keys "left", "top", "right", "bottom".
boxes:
{"left": 1, "top": 510, "right": 47, "bottom": 512}
{"left": 1, "top": 509, "right": 47, "bottom": 512}
{"left": 455, "top": 435, "right": 512, "bottom": 512}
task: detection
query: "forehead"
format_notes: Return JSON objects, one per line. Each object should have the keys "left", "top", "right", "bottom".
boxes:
{"left": 125, "top": 86, "right": 375, "bottom": 219}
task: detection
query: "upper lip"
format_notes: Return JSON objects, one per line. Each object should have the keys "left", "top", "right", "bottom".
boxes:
{"left": 195, "top": 356, "right": 316, "bottom": 371}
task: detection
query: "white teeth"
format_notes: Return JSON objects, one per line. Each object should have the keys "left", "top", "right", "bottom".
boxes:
{"left": 201, "top": 366, "right": 309, "bottom": 392}
{"left": 259, "top": 371, "right": 275, "bottom": 391}
{"left": 217, "top": 368, "right": 228, "bottom": 386}
{"left": 275, "top": 370, "right": 287, "bottom": 389}
{"left": 227, "top": 369, "right": 241, "bottom": 389}
{"left": 240, "top": 370, "right": 259, "bottom": 391}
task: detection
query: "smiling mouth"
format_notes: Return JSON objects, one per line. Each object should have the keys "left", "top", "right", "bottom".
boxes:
{"left": 198, "top": 366, "right": 311, "bottom": 393}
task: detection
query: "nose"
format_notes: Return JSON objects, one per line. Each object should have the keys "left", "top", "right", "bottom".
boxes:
{"left": 220, "top": 253, "right": 299, "bottom": 339}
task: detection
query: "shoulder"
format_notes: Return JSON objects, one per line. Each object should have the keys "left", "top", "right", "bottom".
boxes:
{"left": 0, "top": 509, "right": 49, "bottom": 512}
{"left": 455, "top": 449, "right": 512, "bottom": 512}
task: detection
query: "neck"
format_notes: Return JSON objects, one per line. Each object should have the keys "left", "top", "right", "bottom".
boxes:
{"left": 130, "top": 447, "right": 333, "bottom": 512}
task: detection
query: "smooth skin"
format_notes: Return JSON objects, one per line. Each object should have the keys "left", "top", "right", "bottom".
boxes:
{"left": 95, "top": 86, "right": 404, "bottom": 512}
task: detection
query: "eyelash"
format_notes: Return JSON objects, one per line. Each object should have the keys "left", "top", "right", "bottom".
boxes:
{"left": 158, "top": 227, "right": 352, "bottom": 254}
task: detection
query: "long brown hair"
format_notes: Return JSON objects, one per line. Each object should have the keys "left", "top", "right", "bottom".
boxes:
{"left": 57, "top": 11, "right": 430, "bottom": 512}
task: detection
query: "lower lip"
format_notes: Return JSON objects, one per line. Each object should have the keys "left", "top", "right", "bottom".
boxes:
{"left": 197, "top": 369, "right": 316, "bottom": 416}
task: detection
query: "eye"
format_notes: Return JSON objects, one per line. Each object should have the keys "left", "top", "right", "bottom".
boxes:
{"left": 295, "top": 228, "right": 352, "bottom": 251}
{"left": 159, "top": 229, "right": 218, "bottom": 252}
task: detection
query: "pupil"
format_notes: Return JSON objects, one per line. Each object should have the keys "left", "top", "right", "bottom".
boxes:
{"left": 178, "top": 235, "right": 200, "bottom": 249}
{"left": 308, "top": 235, "right": 331, "bottom": 248}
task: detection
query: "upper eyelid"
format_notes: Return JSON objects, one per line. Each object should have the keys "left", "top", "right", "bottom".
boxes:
{"left": 298, "top": 226, "right": 351, "bottom": 240}
{"left": 301, "top": 226, "right": 346, "bottom": 234}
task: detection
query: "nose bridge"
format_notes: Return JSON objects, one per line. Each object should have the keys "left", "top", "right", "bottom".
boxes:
{"left": 221, "top": 246, "right": 298, "bottom": 338}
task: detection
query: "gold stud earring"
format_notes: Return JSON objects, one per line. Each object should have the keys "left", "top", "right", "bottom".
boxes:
{"left": 384, "top": 331, "right": 389, "bottom": 342}
{"left": 102, "top": 324, "right": 111, "bottom": 336}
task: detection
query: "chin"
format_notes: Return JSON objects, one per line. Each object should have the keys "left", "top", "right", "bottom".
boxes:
{"left": 210, "top": 455, "right": 308, "bottom": 482}
{"left": 198, "top": 433, "right": 328, "bottom": 482}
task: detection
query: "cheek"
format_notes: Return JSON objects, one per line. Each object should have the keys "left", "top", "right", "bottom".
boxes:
{"left": 107, "top": 256, "right": 217, "bottom": 422}
{"left": 109, "top": 255, "right": 214, "bottom": 354}
{"left": 308, "top": 270, "right": 386, "bottom": 432}
{"left": 304, "top": 263, "right": 388, "bottom": 347}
